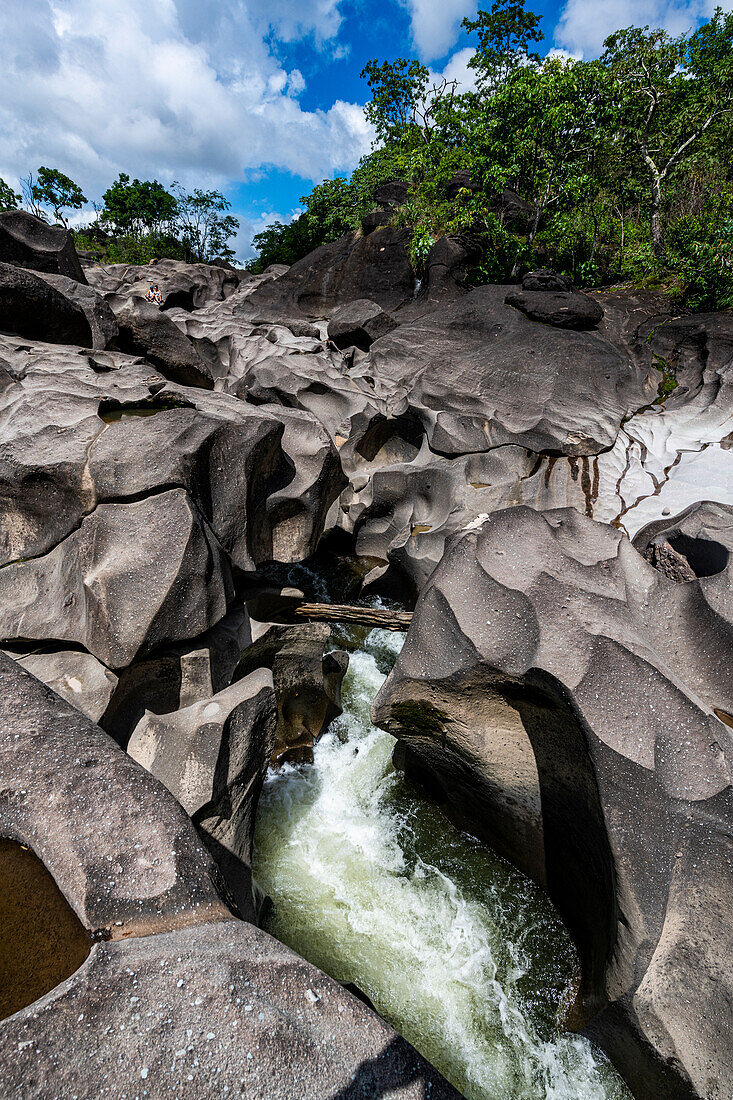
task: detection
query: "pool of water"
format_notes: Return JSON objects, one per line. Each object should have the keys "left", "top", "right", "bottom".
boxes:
{"left": 252, "top": 626, "right": 630, "bottom": 1100}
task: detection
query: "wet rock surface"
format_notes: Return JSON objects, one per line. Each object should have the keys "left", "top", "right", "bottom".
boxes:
{"left": 1, "top": 216, "right": 731, "bottom": 1100}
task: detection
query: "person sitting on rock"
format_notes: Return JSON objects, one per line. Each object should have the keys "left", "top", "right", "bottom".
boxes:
{"left": 146, "top": 283, "right": 162, "bottom": 305}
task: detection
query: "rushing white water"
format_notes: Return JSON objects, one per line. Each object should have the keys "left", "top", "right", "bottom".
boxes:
{"left": 253, "top": 628, "right": 630, "bottom": 1100}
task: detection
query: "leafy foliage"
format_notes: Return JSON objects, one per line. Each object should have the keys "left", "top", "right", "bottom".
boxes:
{"left": 0, "top": 178, "right": 20, "bottom": 211}
{"left": 31, "top": 166, "right": 87, "bottom": 225}
{"left": 249, "top": 1, "right": 733, "bottom": 310}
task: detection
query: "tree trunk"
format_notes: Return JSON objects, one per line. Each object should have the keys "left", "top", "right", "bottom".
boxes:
{"left": 293, "top": 602, "right": 413, "bottom": 632}
{"left": 649, "top": 174, "right": 666, "bottom": 263}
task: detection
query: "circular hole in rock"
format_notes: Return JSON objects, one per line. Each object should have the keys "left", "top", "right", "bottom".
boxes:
{"left": 0, "top": 838, "right": 91, "bottom": 1020}
{"left": 667, "top": 533, "right": 729, "bottom": 577}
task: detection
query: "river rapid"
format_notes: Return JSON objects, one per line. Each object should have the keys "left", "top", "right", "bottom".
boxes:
{"left": 252, "top": 625, "right": 630, "bottom": 1100}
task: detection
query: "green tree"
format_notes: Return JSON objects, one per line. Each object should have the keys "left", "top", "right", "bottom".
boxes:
{"left": 171, "top": 185, "right": 239, "bottom": 262}
{"left": 100, "top": 174, "right": 177, "bottom": 235}
{"left": 300, "top": 177, "right": 357, "bottom": 241}
{"left": 603, "top": 9, "right": 733, "bottom": 260}
{"left": 483, "top": 58, "right": 612, "bottom": 264}
{"left": 462, "top": 0, "right": 544, "bottom": 91}
{"left": 361, "top": 58, "right": 459, "bottom": 147}
{"left": 31, "top": 166, "right": 87, "bottom": 225}
{"left": 0, "top": 178, "right": 20, "bottom": 210}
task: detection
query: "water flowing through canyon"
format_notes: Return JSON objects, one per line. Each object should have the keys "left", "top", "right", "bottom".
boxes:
{"left": 253, "top": 626, "right": 630, "bottom": 1100}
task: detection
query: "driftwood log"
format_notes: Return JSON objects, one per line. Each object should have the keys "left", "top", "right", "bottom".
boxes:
{"left": 293, "top": 602, "right": 412, "bottom": 632}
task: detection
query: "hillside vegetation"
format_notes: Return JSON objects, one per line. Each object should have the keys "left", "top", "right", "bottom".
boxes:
{"left": 249, "top": 1, "right": 733, "bottom": 311}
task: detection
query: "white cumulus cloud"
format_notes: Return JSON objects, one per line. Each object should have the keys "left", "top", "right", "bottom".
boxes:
{"left": 554, "top": 0, "right": 732, "bottom": 58}
{"left": 403, "top": 0, "right": 477, "bottom": 62}
{"left": 0, "top": 0, "right": 370, "bottom": 203}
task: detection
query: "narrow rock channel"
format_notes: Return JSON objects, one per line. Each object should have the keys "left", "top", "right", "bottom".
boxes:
{"left": 253, "top": 626, "right": 631, "bottom": 1100}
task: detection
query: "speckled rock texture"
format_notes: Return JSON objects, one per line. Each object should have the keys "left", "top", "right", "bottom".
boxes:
{"left": 0, "top": 656, "right": 458, "bottom": 1099}
{"left": 85, "top": 256, "right": 246, "bottom": 310}
{"left": 1, "top": 646, "right": 118, "bottom": 723}
{"left": 108, "top": 295, "right": 216, "bottom": 388}
{"left": 0, "top": 653, "right": 234, "bottom": 937}
{"left": 241, "top": 226, "right": 415, "bottom": 319}
{"left": 0, "top": 920, "right": 459, "bottom": 1100}
{"left": 366, "top": 284, "right": 649, "bottom": 457}
{"left": 373, "top": 504, "right": 733, "bottom": 1100}
{"left": 2, "top": 226, "right": 733, "bottom": 1100}
{"left": 0, "top": 262, "right": 93, "bottom": 346}
{"left": 231, "top": 622, "right": 348, "bottom": 764}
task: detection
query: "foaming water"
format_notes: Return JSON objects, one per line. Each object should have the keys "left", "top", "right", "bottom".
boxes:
{"left": 253, "top": 629, "right": 630, "bottom": 1100}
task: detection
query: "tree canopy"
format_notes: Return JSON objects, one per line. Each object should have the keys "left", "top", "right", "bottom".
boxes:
{"left": 249, "top": 2, "right": 733, "bottom": 309}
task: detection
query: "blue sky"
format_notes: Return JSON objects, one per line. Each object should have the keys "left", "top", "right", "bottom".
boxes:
{"left": 0, "top": 0, "right": 726, "bottom": 260}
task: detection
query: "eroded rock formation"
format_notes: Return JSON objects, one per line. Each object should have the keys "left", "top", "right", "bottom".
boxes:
{"left": 373, "top": 505, "right": 733, "bottom": 1099}
{"left": 1, "top": 213, "right": 731, "bottom": 1100}
{"left": 0, "top": 656, "right": 457, "bottom": 1098}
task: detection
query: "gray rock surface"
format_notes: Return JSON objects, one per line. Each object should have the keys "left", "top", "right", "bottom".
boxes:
{"left": 0, "top": 920, "right": 459, "bottom": 1100}
{"left": 0, "top": 654, "right": 457, "bottom": 1099}
{"left": 327, "top": 297, "right": 398, "bottom": 351}
{"left": 0, "top": 262, "right": 93, "bottom": 346}
{"left": 232, "top": 622, "right": 347, "bottom": 763}
{"left": 367, "top": 284, "right": 650, "bottom": 457}
{"left": 243, "top": 226, "right": 415, "bottom": 319}
{"left": 0, "top": 489, "right": 232, "bottom": 668}
{"left": 86, "top": 256, "right": 245, "bottom": 310}
{"left": 0, "top": 210, "right": 86, "bottom": 281}
{"left": 109, "top": 295, "right": 215, "bottom": 388}
{"left": 373, "top": 505, "right": 733, "bottom": 1100}
{"left": 505, "top": 287, "right": 605, "bottom": 329}
{"left": 0, "top": 653, "right": 234, "bottom": 936}
{"left": 129, "top": 669, "right": 277, "bottom": 920}
{"left": 0, "top": 333, "right": 342, "bottom": 574}
{"left": 34, "top": 271, "right": 118, "bottom": 348}
{"left": 3, "top": 647, "right": 118, "bottom": 723}
{"left": 102, "top": 606, "right": 252, "bottom": 746}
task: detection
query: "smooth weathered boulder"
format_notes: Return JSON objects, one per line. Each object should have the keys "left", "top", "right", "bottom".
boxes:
{"left": 0, "top": 262, "right": 93, "bottom": 346}
{"left": 0, "top": 654, "right": 457, "bottom": 1099}
{"left": 405, "top": 234, "right": 483, "bottom": 317}
{"left": 521, "top": 268, "right": 573, "bottom": 291}
{"left": 232, "top": 622, "right": 347, "bottom": 763}
{"left": 0, "top": 335, "right": 342, "bottom": 573}
{"left": 109, "top": 295, "right": 215, "bottom": 388}
{"left": 0, "top": 209, "right": 86, "bottom": 281}
{"left": 3, "top": 647, "right": 118, "bottom": 723}
{"left": 367, "top": 284, "right": 651, "bottom": 456}
{"left": 242, "top": 227, "right": 415, "bottom": 319}
{"left": 129, "top": 669, "right": 277, "bottom": 920}
{"left": 327, "top": 297, "right": 398, "bottom": 351}
{"left": 0, "top": 653, "right": 234, "bottom": 937}
{"left": 34, "top": 271, "right": 118, "bottom": 348}
{"left": 0, "top": 489, "right": 232, "bottom": 668}
{"left": 505, "top": 286, "right": 604, "bottom": 330}
{"left": 86, "top": 256, "right": 244, "bottom": 310}
{"left": 0, "top": 920, "right": 459, "bottom": 1100}
{"left": 101, "top": 606, "right": 252, "bottom": 746}
{"left": 373, "top": 505, "right": 733, "bottom": 1100}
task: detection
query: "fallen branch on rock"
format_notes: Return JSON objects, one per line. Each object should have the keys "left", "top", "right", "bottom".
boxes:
{"left": 293, "top": 602, "right": 412, "bottom": 632}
